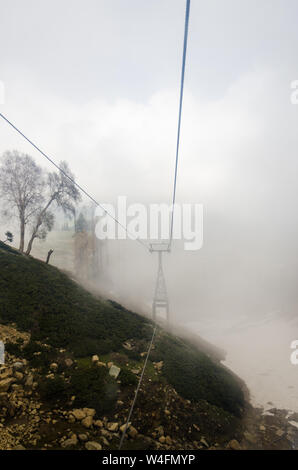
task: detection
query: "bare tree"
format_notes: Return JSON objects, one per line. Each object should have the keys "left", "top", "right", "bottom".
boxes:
{"left": 25, "top": 161, "right": 81, "bottom": 255}
{"left": 0, "top": 151, "right": 44, "bottom": 252}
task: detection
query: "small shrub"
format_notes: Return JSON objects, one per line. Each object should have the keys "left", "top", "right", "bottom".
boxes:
{"left": 119, "top": 368, "right": 138, "bottom": 387}
{"left": 38, "top": 376, "right": 69, "bottom": 403}
{"left": 70, "top": 365, "right": 117, "bottom": 415}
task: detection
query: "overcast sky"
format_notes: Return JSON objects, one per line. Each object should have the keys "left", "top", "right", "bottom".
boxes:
{"left": 1, "top": 0, "right": 298, "bottom": 326}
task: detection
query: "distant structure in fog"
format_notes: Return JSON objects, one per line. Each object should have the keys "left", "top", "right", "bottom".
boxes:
{"left": 73, "top": 208, "right": 107, "bottom": 281}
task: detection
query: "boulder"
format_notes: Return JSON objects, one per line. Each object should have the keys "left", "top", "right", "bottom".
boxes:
{"left": 61, "top": 434, "right": 78, "bottom": 448}
{"left": 65, "top": 358, "right": 73, "bottom": 367}
{"left": 107, "top": 422, "right": 119, "bottom": 432}
{"left": 128, "top": 426, "right": 138, "bottom": 438}
{"left": 227, "top": 439, "right": 241, "bottom": 450}
{"left": 109, "top": 365, "right": 121, "bottom": 379}
{"left": 71, "top": 409, "right": 86, "bottom": 421}
{"left": 82, "top": 416, "right": 93, "bottom": 428}
{"left": 0, "top": 377, "right": 15, "bottom": 392}
{"left": 85, "top": 441, "right": 102, "bottom": 451}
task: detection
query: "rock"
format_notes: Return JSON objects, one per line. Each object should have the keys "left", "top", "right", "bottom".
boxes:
{"left": 71, "top": 409, "right": 86, "bottom": 421}
{"left": 97, "top": 362, "right": 106, "bottom": 368}
{"left": 128, "top": 426, "right": 138, "bottom": 439}
{"left": 107, "top": 362, "right": 113, "bottom": 369}
{"left": 200, "top": 437, "right": 209, "bottom": 448}
{"left": 159, "top": 436, "right": 166, "bottom": 444}
{"left": 131, "top": 369, "right": 140, "bottom": 374}
{"left": 92, "top": 355, "right": 99, "bottom": 363}
{"left": 85, "top": 441, "right": 102, "bottom": 451}
{"left": 100, "top": 436, "right": 109, "bottom": 446}
{"left": 243, "top": 432, "right": 257, "bottom": 444}
{"left": 13, "top": 362, "right": 24, "bottom": 371}
{"left": 107, "top": 422, "right": 119, "bottom": 432}
{"left": 14, "top": 371, "right": 23, "bottom": 381}
{"left": 13, "top": 445, "right": 26, "bottom": 450}
{"left": 50, "top": 363, "right": 58, "bottom": 371}
{"left": 120, "top": 423, "right": 131, "bottom": 433}
{"left": 0, "top": 377, "right": 15, "bottom": 392}
{"left": 94, "top": 420, "right": 104, "bottom": 428}
{"left": 109, "top": 365, "right": 121, "bottom": 379}
{"left": 25, "top": 374, "right": 34, "bottom": 388}
{"left": 259, "top": 425, "right": 266, "bottom": 431}
{"left": 165, "top": 436, "right": 172, "bottom": 445}
{"left": 154, "top": 361, "right": 163, "bottom": 371}
{"left": 227, "top": 439, "right": 241, "bottom": 450}
{"left": 82, "top": 416, "right": 93, "bottom": 428}
{"left": 78, "top": 434, "right": 88, "bottom": 442}
{"left": 83, "top": 408, "right": 96, "bottom": 417}
{"left": 276, "top": 429, "right": 284, "bottom": 437}
{"left": 65, "top": 358, "right": 73, "bottom": 367}
{"left": 61, "top": 435, "right": 78, "bottom": 448}
{"left": 155, "top": 426, "right": 164, "bottom": 437}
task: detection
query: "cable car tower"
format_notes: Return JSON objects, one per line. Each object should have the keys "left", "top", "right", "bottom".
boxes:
{"left": 150, "top": 242, "right": 170, "bottom": 323}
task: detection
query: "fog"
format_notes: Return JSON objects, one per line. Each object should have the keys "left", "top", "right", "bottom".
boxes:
{"left": 0, "top": 0, "right": 298, "bottom": 413}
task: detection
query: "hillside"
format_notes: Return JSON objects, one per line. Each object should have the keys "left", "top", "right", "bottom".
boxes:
{"left": 0, "top": 241, "right": 250, "bottom": 450}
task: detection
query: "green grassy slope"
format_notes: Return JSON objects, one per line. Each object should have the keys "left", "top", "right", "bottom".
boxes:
{"left": 0, "top": 241, "right": 245, "bottom": 416}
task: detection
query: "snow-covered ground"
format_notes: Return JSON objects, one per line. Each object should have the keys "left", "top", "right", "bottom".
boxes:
{"left": 188, "top": 314, "right": 298, "bottom": 413}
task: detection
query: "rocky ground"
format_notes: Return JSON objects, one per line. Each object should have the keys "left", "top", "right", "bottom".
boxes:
{"left": 0, "top": 323, "right": 298, "bottom": 451}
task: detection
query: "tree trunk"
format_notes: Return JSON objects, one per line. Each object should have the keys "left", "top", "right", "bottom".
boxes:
{"left": 46, "top": 249, "right": 54, "bottom": 264}
{"left": 25, "top": 235, "right": 35, "bottom": 256}
{"left": 19, "top": 218, "right": 25, "bottom": 252}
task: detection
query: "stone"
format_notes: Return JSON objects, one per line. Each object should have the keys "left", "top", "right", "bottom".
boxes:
{"left": 107, "top": 422, "right": 119, "bottom": 432}
{"left": 65, "top": 358, "right": 73, "bottom": 367}
{"left": 82, "top": 416, "right": 93, "bottom": 428}
{"left": 14, "top": 372, "right": 23, "bottom": 381}
{"left": 83, "top": 408, "right": 96, "bottom": 417}
{"left": 25, "top": 374, "right": 34, "bottom": 388}
{"left": 109, "top": 365, "right": 121, "bottom": 379}
{"left": 227, "top": 439, "right": 241, "bottom": 450}
{"left": 159, "top": 436, "right": 166, "bottom": 444}
{"left": 61, "top": 435, "right": 78, "bottom": 448}
{"left": 154, "top": 361, "right": 163, "bottom": 371}
{"left": 100, "top": 436, "right": 109, "bottom": 446}
{"left": 244, "top": 432, "right": 257, "bottom": 444}
{"left": 50, "top": 363, "right": 58, "bottom": 371}
{"left": 128, "top": 426, "right": 138, "bottom": 438}
{"left": 71, "top": 409, "right": 86, "bottom": 421}
{"left": 200, "top": 437, "right": 209, "bottom": 448}
{"left": 92, "top": 355, "right": 99, "bottom": 363}
{"left": 94, "top": 420, "right": 103, "bottom": 428}
{"left": 13, "top": 445, "right": 26, "bottom": 450}
{"left": 78, "top": 434, "right": 88, "bottom": 442}
{"left": 13, "top": 362, "right": 24, "bottom": 371}
{"left": 0, "top": 377, "right": 15, "bottom": 392}
{"left": 120, "top": 423, "right": 131, "bottom": 433}
{"left": 85, "top": 441, "right": 102, "bottom": 451}
{"left": 97, "top": 362, "right": 106, "bottom": 368}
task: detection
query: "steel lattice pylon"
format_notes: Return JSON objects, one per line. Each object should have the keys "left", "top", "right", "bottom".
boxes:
{"left": 150, "top": 243, "right": 170, "bottom": 323}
